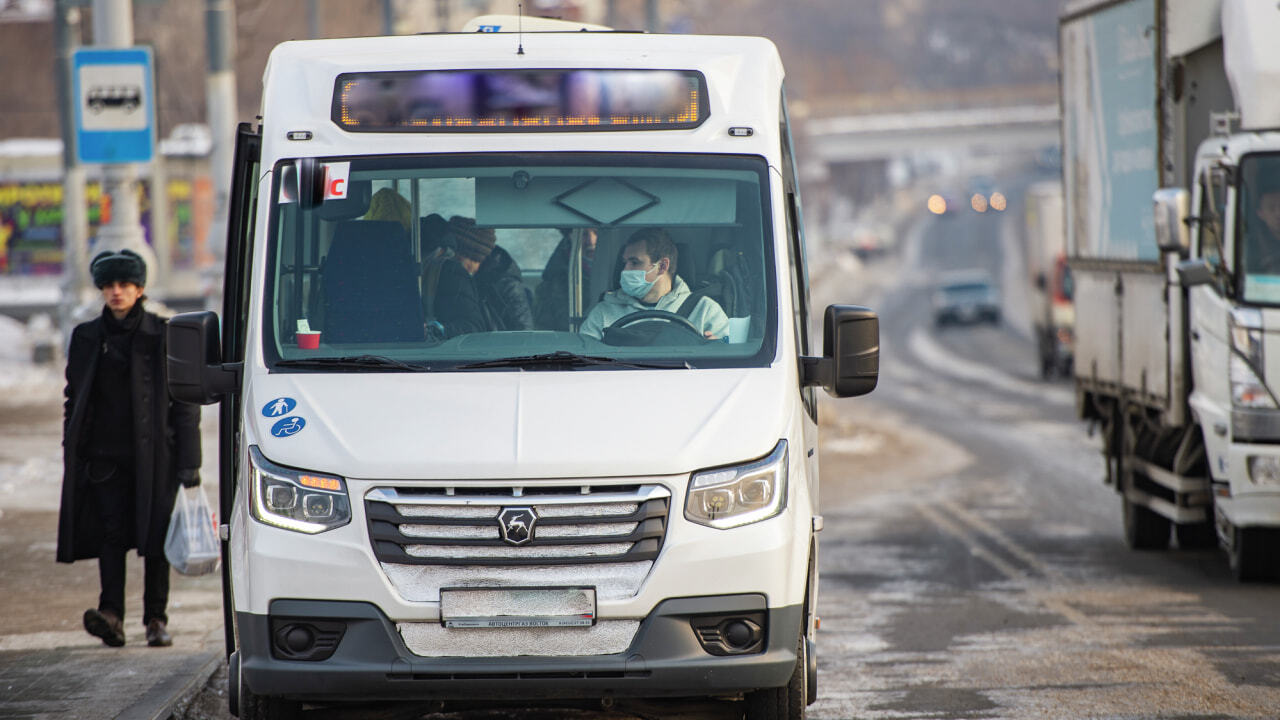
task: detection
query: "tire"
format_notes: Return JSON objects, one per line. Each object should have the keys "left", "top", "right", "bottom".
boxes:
{"left": 1174, "top": 521, "right": 1217, "bottom": 550}
{"left": 1122, "top": 495, "right": 1170, "bottom": 550}
{"left": 1230, "top": 528, "right": 1280, "bottom": 582}
{"left": 744, "top": 635, "right": 807, "bottom": 720}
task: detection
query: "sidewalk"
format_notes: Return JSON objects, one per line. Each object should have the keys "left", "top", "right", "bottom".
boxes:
{"left": 0, "top": 355, "right": 225, "bottom": 720}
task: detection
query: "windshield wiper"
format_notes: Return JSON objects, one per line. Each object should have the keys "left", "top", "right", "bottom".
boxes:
{"left": 455, "top": 350, "right": 690, "bottom": 370}
{"left": 275, "top": 355, "right": 432, "bottom": 372}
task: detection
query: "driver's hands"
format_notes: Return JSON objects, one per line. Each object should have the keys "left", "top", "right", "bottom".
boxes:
{"left": 704, "top": 331, "right": 718, "bottom": 340}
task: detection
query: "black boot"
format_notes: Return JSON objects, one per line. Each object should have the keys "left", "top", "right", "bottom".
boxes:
{"left": 84, "top": 608, "right": 125, "bottom": 647}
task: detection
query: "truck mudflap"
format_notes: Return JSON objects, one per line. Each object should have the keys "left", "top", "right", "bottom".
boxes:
{"left": 236, "top": 596, "right": 802, "bottom": 703}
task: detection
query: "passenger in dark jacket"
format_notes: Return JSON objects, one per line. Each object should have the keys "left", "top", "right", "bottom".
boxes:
{"left": 476, "top": 245, "right": 533, "bottom": 331}
{"left": 534, "top": 228, "right": 597, "bottom": 330}
{"left": 57, "top": 249, "right": 202, "bottom": 648}
{"left": 440, "top": 216, "right": 532, "bottom": 332}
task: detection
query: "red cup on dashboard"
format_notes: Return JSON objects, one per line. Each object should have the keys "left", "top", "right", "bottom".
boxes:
{"left": 296, "top": 331, "right": 321, "bottom": 349}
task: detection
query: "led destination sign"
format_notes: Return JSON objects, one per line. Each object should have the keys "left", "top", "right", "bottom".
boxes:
{"left": 332, "top": 69, "right": 707, "bottom": 132}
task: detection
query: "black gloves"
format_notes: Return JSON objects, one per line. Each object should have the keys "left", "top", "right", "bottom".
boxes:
{"left": 178, "top": 469, "right": 201, "bottom": 488}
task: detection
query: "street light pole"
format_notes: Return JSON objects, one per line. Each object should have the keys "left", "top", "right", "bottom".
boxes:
{"left": 206, "top": 0, "right": 237, "bottom": 309}
{"left": 89, "top": 0, "right": 157, "bottom": 285}
{"left": 55, "top": 0, "right": 91, "bottom": 341}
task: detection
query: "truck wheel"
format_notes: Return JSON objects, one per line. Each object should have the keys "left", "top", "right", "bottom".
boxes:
{"left": 1230, "top": 528, "right": 1280, "bottom": 582}
{"left": 1122, "top": 496, "right": 1170, "bottom": 550}
{"left": 744, "top": 635, "right": 807, "bottom": 720}
{"left": 1174, "top": 521, "right": 1217, "bottom": 550}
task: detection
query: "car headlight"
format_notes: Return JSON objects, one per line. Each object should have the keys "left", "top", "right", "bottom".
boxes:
{"left": 249, "top": 446, "right": 351, "bottom": 533}
{"left": 685, "top": 441, "right": 788, "bottom": 529}
{"left": 1230, "top": 308, "right": 1275, "bottom": 409}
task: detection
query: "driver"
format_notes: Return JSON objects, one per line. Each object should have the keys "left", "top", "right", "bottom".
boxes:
{"left": 1246, "top": 172, "right": 1280, "bottom": 273}
{"left": 579, "top": 227, "right": 729, "bottom": 341}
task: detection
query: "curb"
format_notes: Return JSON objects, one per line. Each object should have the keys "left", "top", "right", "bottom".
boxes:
{"left": 116, "top": 650, "right": 222, "bottom": 720}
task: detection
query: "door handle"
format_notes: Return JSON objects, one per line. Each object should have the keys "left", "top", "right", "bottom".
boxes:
{"left": 1191, "top": 330, "right": 1200, "bottom": 341}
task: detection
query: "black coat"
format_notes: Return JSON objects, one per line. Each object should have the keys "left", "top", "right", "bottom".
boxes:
{"left": 57, "top": 306, "right": 202, "bottom": 562}
{"left": 476, "top": 246, "right": 533, "bottom": 331}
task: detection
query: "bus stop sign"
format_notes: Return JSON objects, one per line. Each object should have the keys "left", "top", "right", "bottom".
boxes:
{"left": 72, "top": 47, "right": 156, "bottom": 164}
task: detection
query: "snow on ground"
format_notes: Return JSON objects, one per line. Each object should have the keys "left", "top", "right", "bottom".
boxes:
{"left": 0, "top": 314, "right": 65, "bottom": 514}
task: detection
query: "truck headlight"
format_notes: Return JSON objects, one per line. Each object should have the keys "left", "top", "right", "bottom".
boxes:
{"left": 249, "top": 446, "right": 351, "bottom": 533}
{"left": 685, "top": 441, "right": 787, "bottom": 529}
{"left": 1247, "top": 456, "right": 1280, "bottom": 486}
{"left": 1230, "top": 308, "right": 1275, "bottom": 408}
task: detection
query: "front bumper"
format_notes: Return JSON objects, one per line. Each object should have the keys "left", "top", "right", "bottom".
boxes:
{"left": 238, "top": 595, "right": 801, "bottom": 702}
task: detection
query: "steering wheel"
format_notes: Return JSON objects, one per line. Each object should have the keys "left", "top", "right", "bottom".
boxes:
{"left": 606, "top": 309, "right": 703, "bottom": 338}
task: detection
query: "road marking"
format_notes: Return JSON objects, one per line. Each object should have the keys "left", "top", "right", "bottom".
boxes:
{"left": 908, "top": 327, "right": 1074, "bottom": 406}
{"left": 915, "top": 498, "right": 1093, "bottom": 627}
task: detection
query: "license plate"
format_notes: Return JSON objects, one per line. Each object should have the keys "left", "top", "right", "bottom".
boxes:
{"left": 440, "top": 587, "right": 596, "bottom": 629}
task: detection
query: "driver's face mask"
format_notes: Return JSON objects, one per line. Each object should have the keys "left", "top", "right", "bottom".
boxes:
{"left": 620, "top": 262, "right": 660, "bottom": 299}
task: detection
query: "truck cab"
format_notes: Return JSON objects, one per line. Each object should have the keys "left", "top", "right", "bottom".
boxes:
{"left": 166, "top": 23, "right": 878, "bottom": 719}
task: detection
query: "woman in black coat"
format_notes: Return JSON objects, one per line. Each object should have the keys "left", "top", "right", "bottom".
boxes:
{"left": 56, "top": 249, "right": 201, "bottom": 648}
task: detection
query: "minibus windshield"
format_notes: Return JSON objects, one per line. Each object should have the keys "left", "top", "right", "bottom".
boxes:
{"left": 263, "top": 154, "right": 776, "bottom": 370}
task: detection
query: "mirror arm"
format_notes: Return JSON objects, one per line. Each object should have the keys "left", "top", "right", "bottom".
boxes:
{"left": 800, "top": 355, "right": 832, "bottom": 389}
{"left": 210, "top": 362, "right": 244, "bottom": 398}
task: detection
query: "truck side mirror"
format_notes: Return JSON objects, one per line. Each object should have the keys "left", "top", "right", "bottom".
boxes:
{"left": 1153, "top": 187, "right": 1190, "bottom": 254}
{"left": 1176, "top": 259, "right": 1216, "bottom": 288}
{"left": 802, "top": 305, "right": 879, "bottom": 398}
{"left": 167, "top": 311, "right": 242, "bottom": 405}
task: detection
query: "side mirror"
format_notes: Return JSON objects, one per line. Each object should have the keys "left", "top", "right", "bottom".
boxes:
{"left": 1176, "top": 259, "right": 1216, "bottom": 288}
{"left": 1153, "top": 187, "right": 1190, "bottom": 254}
{"left": 802, "top": 305, "right": 879, "bottom": 398}
{"left": 167, "top": 311, "right": 242, "bottom": 405}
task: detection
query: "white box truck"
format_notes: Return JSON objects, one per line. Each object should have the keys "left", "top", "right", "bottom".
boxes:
{"left": 165, "top": 18, "right": 878, "bottom": 719}
{"left": 1023, "top": 180, "right": 1074, "bottom": 379}
{"left": 1062, "top": 0, "right": 1280, "bottom": 580}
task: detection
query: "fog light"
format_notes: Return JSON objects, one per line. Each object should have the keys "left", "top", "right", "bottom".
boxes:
{"left": 1247, "top": 455, "right": 1280, "bottom": 485}
{"left": 690, "top": 612, "right": 766, "bottom": 656}
{"left": 285, "top": 625, "right": 314, "bottom": 654}
{"left": 270, "top": 619, "right": 347, "bottom": 661}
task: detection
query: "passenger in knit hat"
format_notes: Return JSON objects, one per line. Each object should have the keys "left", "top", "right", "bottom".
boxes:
{"left": 448, "top": 216, "right": 497, "bottom": 269}
{"left": 90, "top": 249, "right": 147, "bottom": 289}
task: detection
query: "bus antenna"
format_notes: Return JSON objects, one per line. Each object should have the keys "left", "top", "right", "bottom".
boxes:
{"left": 516, "top": 2, "right": 525, "bottom": 55}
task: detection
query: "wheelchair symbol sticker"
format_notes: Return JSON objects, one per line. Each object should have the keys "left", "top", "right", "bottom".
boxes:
{"left": 263, "top": 397, "right": 297, "bottom": 417}
{"left": 271, "top": 416, "right": 306, "bottom": 437}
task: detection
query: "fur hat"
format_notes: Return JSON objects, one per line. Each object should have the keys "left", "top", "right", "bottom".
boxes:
{"left": 448, "top": 216, "right": 496, "bottom": 263}
{"left": 91, "top": 249, "right": 147, "bottom": 288}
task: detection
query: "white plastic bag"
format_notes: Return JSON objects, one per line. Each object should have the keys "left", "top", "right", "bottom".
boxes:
{"left": 164, "top": 485, "right": 221, "bottom": 576}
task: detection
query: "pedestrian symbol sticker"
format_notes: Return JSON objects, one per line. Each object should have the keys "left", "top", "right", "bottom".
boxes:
{"left": 263, "top": 397, "right": 297, "bottom": 417}
{"left": 271, "top": 416, "right": 306, "bottom": 438}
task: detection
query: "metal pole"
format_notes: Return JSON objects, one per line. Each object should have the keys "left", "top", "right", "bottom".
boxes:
{"left": 645, "top": 0, "right": 657, "bottom": 32}
{"left": 206, "top": 0, "right": 237, "bottom": 310}
{"left": 382, "top": 0, "right": 394, "bottom": 35}
{"left": 307, "top": 0, "right": 319, "bottom": 39}
{"left": 55, "top": 0, "right": 91, "bottom": 344}
{"left": 435, "top": 0, "right": 449, "bottom": 32}
{"left": 89, "top": 0, "right": 157, "bottom": 285}
{"left": 605, "top": 0, "right": 617, "bottom": 28}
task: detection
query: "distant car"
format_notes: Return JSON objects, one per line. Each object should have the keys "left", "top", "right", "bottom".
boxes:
{"left": 933, "top": 272, "right": 1002, "bottom": 326}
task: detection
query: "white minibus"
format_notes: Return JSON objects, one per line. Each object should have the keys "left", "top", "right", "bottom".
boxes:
{"left": 168, "top": 20, "right": 878, "bottom": 720}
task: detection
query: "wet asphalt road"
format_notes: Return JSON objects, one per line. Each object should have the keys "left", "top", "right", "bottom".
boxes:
{"left": 174, "top": 184, "right": 1280, "bottom": 720}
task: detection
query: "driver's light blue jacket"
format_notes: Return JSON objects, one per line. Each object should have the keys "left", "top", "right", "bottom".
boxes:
{"left": 579, "top": 276, "right": 730, "bottom": 340}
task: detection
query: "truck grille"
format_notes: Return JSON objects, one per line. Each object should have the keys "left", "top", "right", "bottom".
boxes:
{"left": 366, "top": 484, "right": 669, "bottom": 566}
